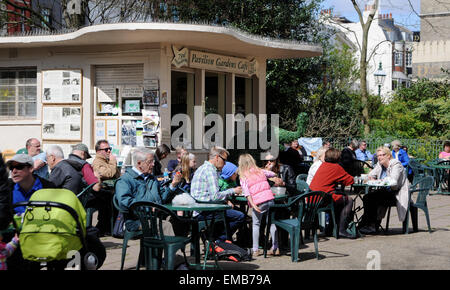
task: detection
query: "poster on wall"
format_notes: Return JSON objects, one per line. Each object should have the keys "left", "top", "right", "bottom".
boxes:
{"left": 106, "top": 119, "right": 119, "bottom": 146}
{"left": 121, "top": 120, "right": 137, "bottom": 146}
{"left": 121, "top": 85, "right": 143, "bottom": 99}
{"left": 42, "top": 106, "right": 82, "bottom": 140}
{"left": 143, "top": 89, "right": 159, "bottom": 105}
{"left": 42, "top": 69, "right": 82, "bottom": 104}
{"left": 142, "top": 109, "right": 160, "bottom": 135}
{"left": 95, "top": 120, "right": 106, "bottom": 142}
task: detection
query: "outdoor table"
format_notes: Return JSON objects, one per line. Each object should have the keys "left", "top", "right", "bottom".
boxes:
{"left": 228, "top": 193, "right": 288, "bottom": 248}
{"left": 165, "top": 202, "right": 231, "bottom": 269}
{"left": 430, "top": 163, "right": 450, "bottom": 195}
{"left": 350, "top": 182, "right": 392, "bottom": 227}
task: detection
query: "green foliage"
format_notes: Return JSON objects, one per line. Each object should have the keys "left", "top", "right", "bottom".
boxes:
{"left": 370, "top": 77, "right": 450, "bottom": 139}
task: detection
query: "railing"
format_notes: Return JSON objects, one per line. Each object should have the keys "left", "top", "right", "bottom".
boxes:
{"left": 322, "top": 137, "right": 446, "bottom": 162}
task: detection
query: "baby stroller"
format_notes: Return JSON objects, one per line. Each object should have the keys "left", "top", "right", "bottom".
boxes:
{"left": 12, "top": 188, "right": 106, "bottom": 270}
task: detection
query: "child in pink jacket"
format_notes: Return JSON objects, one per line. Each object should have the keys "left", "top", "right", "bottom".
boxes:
{"left": 0, "top": 232, "right": 19, "bottom": 270}
{"left": 238, "top": 154, "right": 279, "bottom": 256}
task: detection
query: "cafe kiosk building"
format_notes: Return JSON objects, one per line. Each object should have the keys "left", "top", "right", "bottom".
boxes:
{"left": 0, "top": 23, "right": 322, "bottom": 163}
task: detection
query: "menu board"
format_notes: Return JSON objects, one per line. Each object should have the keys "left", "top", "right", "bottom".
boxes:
{"left": 42, "top": 69, "right": 82, "bottom": 104}
{"left": 42, "top": 106, "right": 82, "bottom": 141}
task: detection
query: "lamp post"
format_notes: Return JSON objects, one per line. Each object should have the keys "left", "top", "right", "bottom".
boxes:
{"left": 374, "top": 62, "right": 386, "bottom": 97}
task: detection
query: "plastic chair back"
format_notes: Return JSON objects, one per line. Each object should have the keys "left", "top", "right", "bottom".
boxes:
{"left": 296, "top": 179, "right": 310, "bottom": 194}
{"left": 77, "top": 183, "right": 96, "bottom": 208}
{"left": 412, "top": 176, "right": 434, "bottom": 206}
{"left": 296, "top": 191, "right": 328, "bottom": 229}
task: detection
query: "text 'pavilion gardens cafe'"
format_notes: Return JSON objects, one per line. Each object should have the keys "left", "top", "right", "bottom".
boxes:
{"left": 0, "top": 23, "right": 322, "bottom": 163}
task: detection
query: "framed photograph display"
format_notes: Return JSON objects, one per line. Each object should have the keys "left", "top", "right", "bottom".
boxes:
{"left": 42, "top": 69, "right": 82, "bottom": 104}
{"left": 42, "top": 105, "right": 82, "bottom": 141}
{"left": 143, "top": 89, "right": 159, "bottom": 105}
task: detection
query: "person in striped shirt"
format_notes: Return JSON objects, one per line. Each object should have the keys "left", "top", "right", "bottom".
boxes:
{"left": 190, "top": 146, "right": 244, "bottom": 242}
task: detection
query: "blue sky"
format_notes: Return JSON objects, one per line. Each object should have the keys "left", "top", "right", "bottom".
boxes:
{"left": 320, "top": 0, "right": 421, "bottom": 31}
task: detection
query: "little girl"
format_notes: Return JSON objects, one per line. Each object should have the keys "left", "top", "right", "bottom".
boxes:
{"left": 0, "top": 232, "right": 19, "bottom": 270}
{"left": 238, "top": 154, "right": 279, "bottom": 256}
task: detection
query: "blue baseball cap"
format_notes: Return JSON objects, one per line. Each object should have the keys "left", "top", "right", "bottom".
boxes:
{"left": 220, "top": 162, "right": 238, "bottom": 180}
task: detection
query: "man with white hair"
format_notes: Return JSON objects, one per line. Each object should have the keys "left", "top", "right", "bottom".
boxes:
{"left": 115, "top": 148, "right": 181, "bottom": 231}
{"left": 47, "top": 145, "right": 83, "bottom": 195}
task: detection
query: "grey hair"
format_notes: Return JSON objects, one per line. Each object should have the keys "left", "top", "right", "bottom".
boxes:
{"left": 132, "top": 147, "right": 154, "bottom": 167}
{"left": 209, "top": 146, "right": 229, "bottom": 160}
{"left": 350, "top": 139, "right": 359, "bottom": 149}
{"left": 391, "top": 140, "right": 402, "bottom": 149}
{"left": 47, "top": 145, "right": 64, "bottom": 159}
{"left": 188, "top": 153, "right": 195, "bottom": 160}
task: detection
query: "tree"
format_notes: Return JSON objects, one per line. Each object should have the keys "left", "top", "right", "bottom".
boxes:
{"left": 370, "top": 76, "right": 450, "bottom": 139}
{"left": 350, "top": 0, "right": 379, "bottom": 135}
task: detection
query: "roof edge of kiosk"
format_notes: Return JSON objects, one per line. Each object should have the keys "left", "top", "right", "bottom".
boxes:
{"left": 0, "top": 22, "right": 322, "bottom": 59}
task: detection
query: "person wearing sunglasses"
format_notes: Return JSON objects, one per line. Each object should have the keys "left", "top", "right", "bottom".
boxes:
{"left": 92, "top": 140, "right": 120, "bottom": 182}
{"left": 5, "top": 154, "right": 56, "bottom": 216}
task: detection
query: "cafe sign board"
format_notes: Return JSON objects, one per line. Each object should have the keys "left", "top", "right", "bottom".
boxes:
{"left": 172, "top": 45, "right": 257, "bottom": 76}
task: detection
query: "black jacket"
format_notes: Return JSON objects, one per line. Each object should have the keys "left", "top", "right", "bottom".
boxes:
{"left": 340, "top": 147, "right": 359, "bottom": 177}
{"left": 48, "top": 159, "right": 83, "bottom": 195}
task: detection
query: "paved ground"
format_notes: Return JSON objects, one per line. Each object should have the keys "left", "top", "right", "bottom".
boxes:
{"left": 98, "top": 191, "right": 450, "bottom": 270}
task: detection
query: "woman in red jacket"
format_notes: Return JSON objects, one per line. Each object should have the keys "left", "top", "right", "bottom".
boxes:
{"left": 310, "top": 148, "right": 355, "bottom": 239}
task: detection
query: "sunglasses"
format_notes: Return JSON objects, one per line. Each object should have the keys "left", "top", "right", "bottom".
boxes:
{"left": 218, "top": 155, "right": 227, "bottom": 162}
{"left": 99, "top": 147, "right": 112, "bottom": 152}
{"left": 9, "top": 164, "right": 29, "bottom": 171}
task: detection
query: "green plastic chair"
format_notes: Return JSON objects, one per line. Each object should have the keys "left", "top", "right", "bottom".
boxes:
{"left": 130, "top": 201, "right": 192, "bottom": 270}
{"left": 77, "top": 183, "right": 97, "bottom": 228}
{"left": 404, "top": 176, "right": 434, "bottom": 234}
{"left": 296, "top": 174, "right": 308, "bottom": 182}
{"left": 112, "top": 195, "right": 142, "bottom": 270}
{"left": 264, "top": 191, "right": 328, "bottom": 262}
{"left": 384, "top": 176, "right": 434, "bottom": 234}
{"left": 296, "top": 178, "right": 337, "bottom": 239}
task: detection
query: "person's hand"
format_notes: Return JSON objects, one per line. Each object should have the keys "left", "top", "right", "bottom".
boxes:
{"left": 252, "top": 205, "right": 262, "bottom": 213}
{"left": 273, "top": 177, "right": 284, "bottom": 186}
{"left": 171, "top": 172, "right": 182, "bottom": 187}
{"left": 14, "top": 233, "right": 19, "bottom": 242}
{"left": 227, "top": 200, "right": 234, "bottom": 209}
{"left": 234, "top": 186, "right": 242, "bottom": 195}
{"left": 109, "top": 154, "right": 117, "bottom": 162}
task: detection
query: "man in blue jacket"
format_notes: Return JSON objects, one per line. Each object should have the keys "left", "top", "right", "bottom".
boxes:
{"left": 115, "top": 148, "right": 181, "bottom": 231}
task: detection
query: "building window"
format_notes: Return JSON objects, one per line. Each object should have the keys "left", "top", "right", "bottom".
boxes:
{"left": 41, "top": 8, "right": 52, "bottom": 29}
{"left": 394, "top": 52, "right": 403, "bottom": 66}
{"left": 406, "top": 51, "right": 412, "bottom": 67}
{"left": 0, "top": 68, "right": 37, "bottom": 118}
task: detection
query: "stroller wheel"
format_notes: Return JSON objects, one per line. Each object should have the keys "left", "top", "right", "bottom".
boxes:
{"left": 83, "top": 252, "right": 99, "bottom": 270}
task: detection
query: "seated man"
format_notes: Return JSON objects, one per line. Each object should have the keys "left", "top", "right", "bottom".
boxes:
{"left": 190, "top": 146, "right": 245, "bottom": 242}
{"left": 67, "top": 143, "right": 112, "bottom": 236}
{"left": 47, "top": 145, "right": 83, "bottom": 195}
{"left": 2, "top": 154, "right": 55, "bottom": 271}
{"left": 25, "top": 138, "right": 49, "bottom": 179}
{"left": 115, "top": 148, "right": 181, "bottom": 231}
{"left": 92, "top": 140, "right": 120, "bottom": 182}
{"left": 355, "top": 140, "right": 373, "bottom": 162}
{"left": 340, "top": 139, "right": 360, "bottom": 177}
{"left": 5, "top": 154, "right": 56, "bottom": 215}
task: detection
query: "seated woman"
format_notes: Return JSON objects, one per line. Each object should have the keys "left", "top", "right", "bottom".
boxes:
{"left": 167, "top": 146, "right": 188, "bottom": 173}
{"left": 439, "top": 141, "right": 450, "bottom": 160}
{"left": 263, "top": 151, "right": 296, "bottom": 196}
{"left": 391, "top": 140, "right": 412, "bottom": 180}
{"left": 172, "top": 153, "right": 196, "bottom": 192}
{"left": 309, "top": 148, "right": 355, "bottom": 239}
{"left": 359, "top": 146, "right": 410, "bottom": 234}
{"left": 306, "top": 146, "right": 328, "bottom": 185}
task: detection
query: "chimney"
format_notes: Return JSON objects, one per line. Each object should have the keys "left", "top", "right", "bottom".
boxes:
{"left": 389, "top": 13, "right": 392, "bottom": 19}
